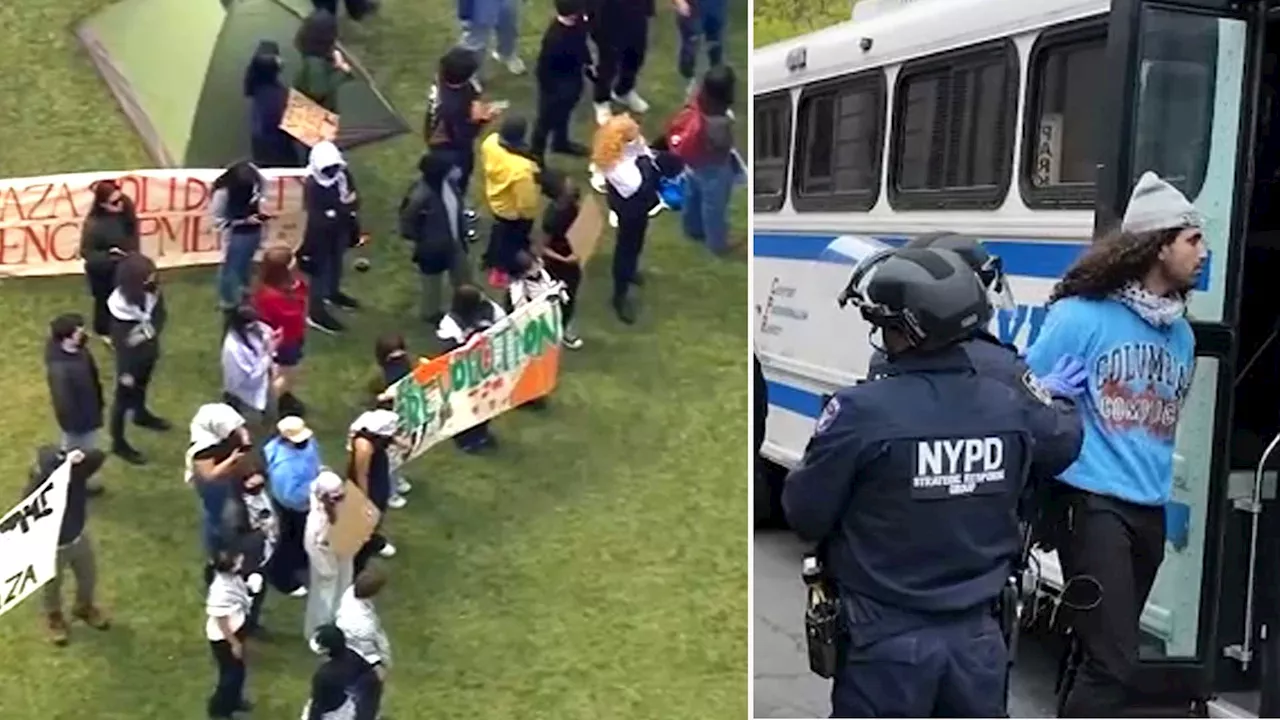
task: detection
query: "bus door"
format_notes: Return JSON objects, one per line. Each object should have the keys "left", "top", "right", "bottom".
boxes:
{"left": 1092, "top": 0, "right": 1263, "bottom": 713}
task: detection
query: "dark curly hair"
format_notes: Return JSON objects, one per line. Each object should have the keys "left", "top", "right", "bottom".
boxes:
{"left": 1050, "top": 227, "right": 1182, "bottom": 303}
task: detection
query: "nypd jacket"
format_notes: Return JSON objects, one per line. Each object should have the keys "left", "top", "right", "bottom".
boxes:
{"left": 782, "top": 345, "right": 1082, "bottom": 615}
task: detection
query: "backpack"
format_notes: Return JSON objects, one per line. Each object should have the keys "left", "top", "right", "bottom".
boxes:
{"left": 666, "top": 99, "right": 708, "bottom": 165}
{"left": 398, "top": 179, "right": 431, "bottom": 241}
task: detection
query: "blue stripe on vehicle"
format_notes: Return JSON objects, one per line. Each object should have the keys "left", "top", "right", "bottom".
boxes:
{"left": 752, "top": 232, "right": 1211, "bottom": 290}
{"left": 765, "top": 380, "right": 825, "bottom": 419}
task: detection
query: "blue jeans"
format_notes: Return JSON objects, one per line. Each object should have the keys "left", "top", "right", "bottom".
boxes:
{"left": 458, "top": 0, "right": 519, "bottom": 59}
{"left": 218, "top": 227, "right": 263, "bottom": 309}
{"left": 831, "top": 612, "right": 1007, "bottom": 718}
{"left": 676, "top": 0, "right": 727, "bottom": 80}
{"left": 682, "top": 162, "right": 734, "bottom": 254}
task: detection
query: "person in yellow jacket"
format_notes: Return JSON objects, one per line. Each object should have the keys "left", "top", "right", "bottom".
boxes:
{"left": 481, "top": 116, "right": 542, "bottom": 279}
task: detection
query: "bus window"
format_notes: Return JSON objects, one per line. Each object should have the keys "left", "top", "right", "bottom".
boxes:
{"left": 1022, "top": 24, "right": 1106, "bottom": 208}
{"left": 890, "top": 41, "right": 1017, "bottom": 210}
{"left": 754, "top": 93, "right": 791, "bottom": 213}
{"left": 792, "top": 71, "right": 885, "bottom": 212}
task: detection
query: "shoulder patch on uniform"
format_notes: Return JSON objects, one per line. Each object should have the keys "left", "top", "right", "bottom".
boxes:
{"left": 1021, "top": 370, "right": 1054, "bottom": 406}
{"left": 815, "top": 396, "right": 841, "bottom": 433}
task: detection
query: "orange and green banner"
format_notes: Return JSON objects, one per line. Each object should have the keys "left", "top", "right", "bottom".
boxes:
{"left": 389, "top": 292, "right": 563, "bottom": 463}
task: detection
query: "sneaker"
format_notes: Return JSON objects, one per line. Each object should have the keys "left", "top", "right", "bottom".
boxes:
{"left": 562, "top": 334, "right": 584, "bottom": 350}
{"left": 379, "top": 542, "right": 397, "bottom": 558}
{"left": 388, "top": 494, "right": 407, "bottom": 510}
{"left": 491, "top": 51, "right": 526, "bottom": 75}
{"left": 330, "top": 292, "right": 361, "bottom": 311}
{"left": 46, "top": 611, "right": 70, "bottom": 646}
{"left": 395, "top": 477, "right": 412, "bottom": 495}
{"left": 288, "top": 586, "right": 308, "bottom": 598}
{"left": 631, "top": 269, "right": 646, "bottom": 287}
{"left": 307, "top": 313, "right": 344, "bottom": 335}
{"left": 594, "top": 102, "right": 612, "bottom": 126}
{"left": 613, "top": 90, "right": 650, "bottom": 114}
{"left": 612, "top": 296, "right": 637, "bottom": 325}
{"left": 134, "top": 412, "right": 172, "bottom": 432}
{"left": 72, "top": 605, "right": 110, "bottom": 630}
{"left": 112, "top": 442, "right": 146, "bottom": 466}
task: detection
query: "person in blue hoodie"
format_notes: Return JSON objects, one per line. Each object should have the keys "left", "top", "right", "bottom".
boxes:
{"left": 242, "top": 41, "right": 301, "bottom": 168}
{"left": 263, "top": 415, "right": 323, "bottom": 597}
{"left": 1025, "top": 171, "right": 1207, "bottom": 718}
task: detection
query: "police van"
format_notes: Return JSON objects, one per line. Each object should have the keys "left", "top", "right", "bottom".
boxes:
{"left": 753, "top": 0, "right": 1280, "bottom": 714}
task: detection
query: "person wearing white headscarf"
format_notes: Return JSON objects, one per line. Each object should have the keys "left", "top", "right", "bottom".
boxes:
{"left": 186, "top": 403, "right": 251, "bottom": 559}
{"left": 300, "top": 141, "right": 366, "bottom": 334}
{"left": 304, "top": 470, "right": 353, "bottom": 641}
{"left": 347, "top": 409, "right": 401, "bottom": 575}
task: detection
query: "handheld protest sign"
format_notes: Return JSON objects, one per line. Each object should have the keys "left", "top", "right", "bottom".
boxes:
{"left": 279, "top": 89, "right": 340, "bottom": 147}
{"left": 567, "top": 194, "right": 604, "bottom": 267}
{"left": 328, "top": 480, "right": 380, "bottom": 559}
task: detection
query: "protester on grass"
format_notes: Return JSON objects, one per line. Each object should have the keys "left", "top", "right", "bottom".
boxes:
{"left": 264, "top": 415, "right": 321, "bottom": 598}
{"left": 401, "top": 152, "right": 473, "bottom": 325}
{"left": 481, "top": 116, "right": 542, "bottom": 282}
{"left": 252, "top": 248, "right": 310, "bottom": 417}
{"left": 348, "top": 409, "right": 401, "bottom": 575}
{"left": 185, "top": 403, "right": 253, "bottom": 564}
{"left": 457, "top": 0, "right": 526, "bottom": 75}
{"left": 221, "top": 304, "right": 277, "bottom": 433}
{"left": 294, "top": 9, "right": 353, "bottom": 112}
{"left": 205, "top": 548, "right": 258, "bottom": 719}
{"left": 335, "top": 565, "right": 393, "bottom": 719}
{"left": 220, "top": 463, "right": 280, "bottom": 636}
{"left": 531, "top": 0, "right": 592, "bottom": 163}
{"left": 426, "top": 47, "right": 502, "bottom": 197}
{"left": 211, "top": 161, "right": 270, "bottom": 310}
{"left": 672, "top": 0, "right": 726, "bottom": 96}
{"left": 80, "top": 180, "right": 139, "bottom": 342}
{"left": 539, "top": 173, "right": 585, "bottom": 349}
{"left": 28, "top": 447, "right": 110, "bottom": 646}
{"left": 676, "top": 64, "right": 739, "bottom": 257}
{"left": 244, "top": 41, "right": 301, "bottom": 168}
{"left": 588, "top": 0, "right": 654, "bottom": 124}
{"left": 108, "top": 253, "right": 172, "bottom": 465}
{"left": 368, "top": 333, "right": 414, "bottom": 508}
{"left": 303, "top": 624, "right": 367, "bottom": 719}
{"left": 46, "top": 313, "right": 107, "bottom": 461}
{"left": 591, "top": 114, "right": 685, "bottom": 324}
{"left": 301, "top": 141, "right": 366, "bottom": 335}
{"left": 305, "top": 470, "right": 354, "bottom": 641}
{"left": 438, "top": 285, "right": 506, "bottom": 453}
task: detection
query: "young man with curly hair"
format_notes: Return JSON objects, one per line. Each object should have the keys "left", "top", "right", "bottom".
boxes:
{"left": 1025, "top": 171, "right": 1208, "bottom": 717}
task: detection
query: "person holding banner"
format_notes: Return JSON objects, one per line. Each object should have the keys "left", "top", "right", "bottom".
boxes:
{"left": 348, "top": 409, "right": 401, "bottom": 574}
{"left": 304, "top": 470, "right": 354, "bottom": 641}
{"left": 108, "top": 253, "right": 172, "bottom": 465}
{"left": 438, "top": 285, "right": 507, "bottom": 453}
{"left": 27, "top": 447, "right": 110, "bottom": 646}
{"left": 79, "top": 180, "right": 139, "bottom": 341}
{"left": 205, "top": 548, "right": 259, "bottom": 719}
{"left": 301, "top": 141, "right": 365, "bottom": 335}
{"left": 369, "top": 333, "right": 413, "bottom": 509}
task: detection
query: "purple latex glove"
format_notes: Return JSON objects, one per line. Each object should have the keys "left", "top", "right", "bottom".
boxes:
{"left": 1038, "top": 356, "right": 1089, "bottom": 399}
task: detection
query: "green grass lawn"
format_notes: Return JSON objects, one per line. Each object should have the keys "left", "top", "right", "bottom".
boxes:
{"left": 0, "top": 1, "right": 748, "bottom": 718}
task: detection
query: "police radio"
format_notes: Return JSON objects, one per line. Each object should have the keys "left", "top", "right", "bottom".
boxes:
{"left": 801, "top": 553, "right": 841, "bottom": 679}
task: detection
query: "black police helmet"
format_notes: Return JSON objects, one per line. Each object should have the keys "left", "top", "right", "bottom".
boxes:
{"left": 856, "top": 247, "right": 993, "bottom": 353}
{"left": 903, "top": 232, "right": 1004, "bottom": 293}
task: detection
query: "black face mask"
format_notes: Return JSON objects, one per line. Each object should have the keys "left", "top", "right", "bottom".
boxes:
{"left": 289, "top": 439, "right": 310, "bottom": 450}
{"left": 144, "top": 281, "right": 158, "bottom": 293}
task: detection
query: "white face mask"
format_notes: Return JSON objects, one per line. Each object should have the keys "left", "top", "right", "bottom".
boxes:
{"left": 447, "top": 167, "right": 462, "bottom": 183}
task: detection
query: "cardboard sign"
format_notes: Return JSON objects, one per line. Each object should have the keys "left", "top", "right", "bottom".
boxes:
{"left": 567, "top": 194, "right": 604, "bottom": 266}
{"left": 279, "top": 89, "right": 340, "bottom": 147}
{"left": 327, "top": 480, "right": 380, "bottom": 559}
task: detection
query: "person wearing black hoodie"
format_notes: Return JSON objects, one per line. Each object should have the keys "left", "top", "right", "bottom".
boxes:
{"left": 243, "top": 41, "right": 301, "bottom": 168}
{"left": 108, "top": 253, "right": 172, "bottom": 465}
{"left": 79, "top": 180, "right": 139, "bottom": 341}
{"left": 426, "top": 47, "right": 499, "bottom": 198}
{"left": 587, "top": 0, "right": 655, "bottom": 125}
{"left": 531, "top": 0, "right": 592, "bottom": 162}
{"left": 211, "top": 162, "right": 270, "bottom": 310}
{"left": 302, "top": 624, "right": 371, "bottom": 719}
{"left": 45, "top": 313, "right": 106, "bottom": 459}
{"left": 404, "top": 152, "right": 472, "bottom": 324}
{"left": 300, "top": 141, "right": 365, "bottom": 335}
{"left": 28, "top": 446, "right": 110, "bottom": 646}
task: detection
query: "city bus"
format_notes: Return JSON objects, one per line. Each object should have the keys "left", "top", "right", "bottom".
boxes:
{"left": 752, "top": 0, "right": 1280, "bottom": 715}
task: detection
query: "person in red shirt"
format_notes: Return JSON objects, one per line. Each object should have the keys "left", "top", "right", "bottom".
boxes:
{"left": 252, "top": 247, "right": 309, "bottom": 417}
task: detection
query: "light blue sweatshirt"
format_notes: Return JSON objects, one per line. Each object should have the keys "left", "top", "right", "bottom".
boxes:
{"left": 263, "top": 436, "right": 322, "bottom": 512}
{"left": 1025, "top": 296, "right": 1195, "bottom": 507}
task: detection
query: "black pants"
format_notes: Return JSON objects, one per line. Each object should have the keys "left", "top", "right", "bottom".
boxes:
{"left": 592, "top": 20, "right": 649, "bottom": 103}
{"left": 208, "top": 628, "right": 248, "bottom": 718}
{"left": 354, "top": 474, "right": 391, "bottom": 577}
{"left": 85, "top": 267, "right": 115, "bottom": 337}
{"left": 270, "top": 507, "right": 308, "bottom": 593}
{"left": 250, "top": 132, "right": 303, "bottom": 169}
{"left": 485, "top": 217, "right": 534, "bottom": 274}
{"left": 532, "top": 81, "right": 582, "bottom": 157}
{"left": 305, "top": 238, "right": 349, "bottom": 317}
{"left": 548, "top": 264, "right": 582, "bottom": 327}
{"left": 353, "top": 666, "right": 384, "bottom": 720}
{"left": 109, "top": 361, "right": 156, "bottom": 447}
{"left": 1058, "top": 489, "right": 1166, "bottom": 717}
{"left": 312, "top": 0, "right": 374, "bottom": 19}
{"left": 431, "top": 146, "right": 476, "bottom": 199}
{"left": 612, "top": 213, "right": 648, "bottom": 301}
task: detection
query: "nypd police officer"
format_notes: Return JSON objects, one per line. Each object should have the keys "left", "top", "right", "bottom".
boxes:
{"left": 782, "top": 246, "right": 1086, "bottom": 717}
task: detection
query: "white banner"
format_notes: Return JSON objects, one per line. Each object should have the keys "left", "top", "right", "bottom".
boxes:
{"left": 0, "top": 461, "right": 72, "bottom": 618}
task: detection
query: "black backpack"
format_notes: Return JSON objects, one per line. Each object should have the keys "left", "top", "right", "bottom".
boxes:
{"left": 398, "top": 178, "right": 431, "bottom": 241}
